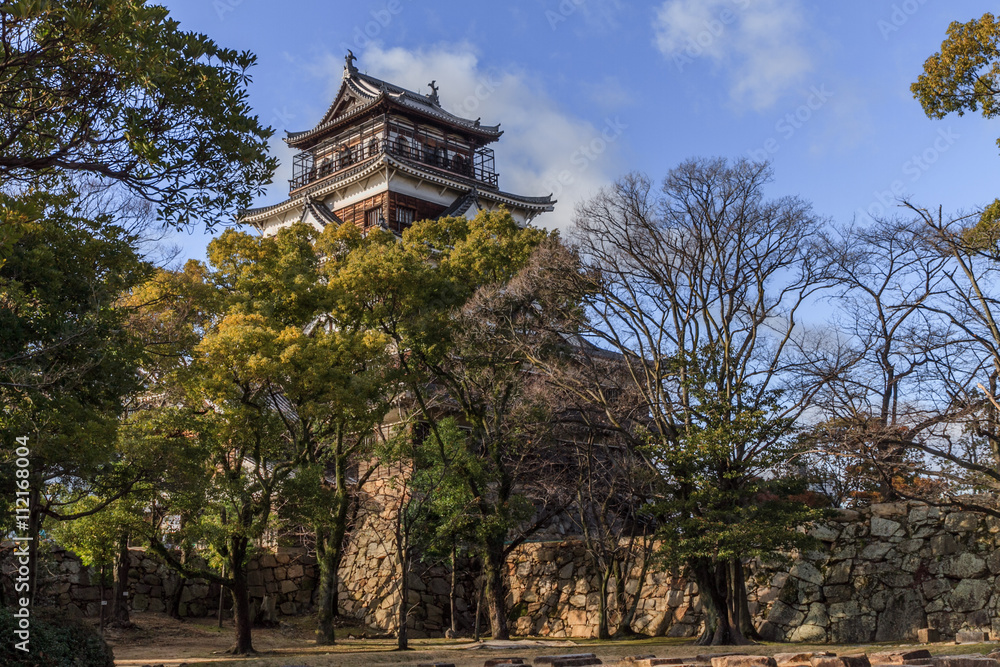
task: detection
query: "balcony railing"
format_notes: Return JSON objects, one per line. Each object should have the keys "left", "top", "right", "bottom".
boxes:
{"left": 289, "top": 138, "right": 499, "bottom": 192}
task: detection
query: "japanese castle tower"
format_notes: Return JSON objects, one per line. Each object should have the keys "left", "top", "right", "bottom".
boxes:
{"left": 243, "top": 53, "right": 555, "bottom": 235}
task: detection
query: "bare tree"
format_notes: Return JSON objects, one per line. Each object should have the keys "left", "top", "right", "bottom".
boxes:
{"left": 807, "top": 218, "right": 952, "bottom": 504}
{"left": 854, "top": 203, "right": 1000, "bottom": 514}
{"left": 533, "top": 159, "right": 837, "bottom": 644}
{"left": 567, "top": 421, "right": 656, "bottom": 638}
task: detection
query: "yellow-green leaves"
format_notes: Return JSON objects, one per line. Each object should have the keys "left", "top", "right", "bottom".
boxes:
{"left": 961, "top": 198, "right": 1000, "bottom": 253}
{"left": 912, "top": 13, "right": 1000, "bottom": 148}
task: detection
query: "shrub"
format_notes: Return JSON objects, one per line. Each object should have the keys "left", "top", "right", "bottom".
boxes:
{"left": 0, "top": 606, "right": 114, "bottom": 667}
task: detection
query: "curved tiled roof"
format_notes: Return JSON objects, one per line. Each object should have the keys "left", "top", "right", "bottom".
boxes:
{"left": 285, "top": 64, "right": 503, "bottom": 148}
{"left": 301, "top": 198, "right": 343, "bottom": 227}
{"left": 383, "top": 154, "right": 554, "bottom": 211}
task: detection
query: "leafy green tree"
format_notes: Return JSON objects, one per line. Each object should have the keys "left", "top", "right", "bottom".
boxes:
{"left": 0, "top": 189, "right": 152, "bottom": 603}
{"left": 0, "top": 0, "right": 276, "bottom": 228}
{"left": 142, "top": 223, "right": 394, "bottom": 653}
{"left": 327, "top": 211, "right": 564, "bottom": 640}
{"left": 51, "top": 497, "right": 143, "bottom": 628}
{"left": 51, "top": 404, "right": 205, "bottom": 628}
{"left": 645, "top": 363, "right": 825, "bottom": 644}
{"left": 912, "top": 12, "right": 1000, "bottom": 148}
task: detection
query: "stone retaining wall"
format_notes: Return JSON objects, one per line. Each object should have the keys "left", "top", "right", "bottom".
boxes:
{"left": 6, "top": 499, "right": 1000, "bottom": 641}
{"left": 500, "top": 500, "right": 1000, "bottom": 641}
{"left": 0, "top": 544, "right": 317, "bottom": 620}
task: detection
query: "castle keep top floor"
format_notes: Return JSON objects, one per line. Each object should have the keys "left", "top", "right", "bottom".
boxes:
{"left": 242, "top": 53, "right": 554, "bottom": 235}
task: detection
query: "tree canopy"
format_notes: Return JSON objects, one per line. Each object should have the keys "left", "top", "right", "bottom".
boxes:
{"left": 0, "top": 0, "right": 276, "bottom": 227}
{"left": 912, "top": 12, "right": 1000, "bottom": 149}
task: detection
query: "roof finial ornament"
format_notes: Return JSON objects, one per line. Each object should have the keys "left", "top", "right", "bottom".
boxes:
{"left": 345, "top": 50, "right": 358, "bottom": 73}
{"left": 427, "top": 80, "right": 440, "bottom": 105}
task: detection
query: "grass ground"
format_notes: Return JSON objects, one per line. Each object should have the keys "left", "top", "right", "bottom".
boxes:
{"left": 105, "top": 612, "right": 998, "bottom": 667}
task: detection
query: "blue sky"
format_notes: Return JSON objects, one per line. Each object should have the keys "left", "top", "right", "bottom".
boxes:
{"left": 158, "top": 0, "right": 999, "bottom": 262}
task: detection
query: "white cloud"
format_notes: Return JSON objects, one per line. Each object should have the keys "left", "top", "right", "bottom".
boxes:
{"left": 653, "top": 0, "right": 812, "bottom": 111}
{"left": 311, "top": 44, "right": 625, "bottom": 232}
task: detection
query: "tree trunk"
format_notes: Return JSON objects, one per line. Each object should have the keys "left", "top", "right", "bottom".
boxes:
{"left": 484, "top": 538, "right": 510, "bottom": 640}
{"left": 109, "top": 534, "right": 132, "bottom": 627}
{"left": 227, "top": 539, "right": 254, "bottom": 655}
{"left": 315, "top": 526, "right": 344, "bottom": 645}
{"left": 166, "top": 566, "right": 188, "bottom": 620}
{"left": 315, "top": 450, "right": 353, "bottom": 645}
{"left": 474, "top": 573, "right": 483, "bottom": 641}
{"left": 730, "top": 559, "right": 761, "bottom": 641}
{"left": 396, "top": 545, "right": 410, "bottom": 650}
{"left": 614, "top": 550, "right": 649, "bottom": 638}
{"left": 597, "top": 568, "right": 612, "bottom": 640}
{"left": 449, "top": 541, "right": 458, "bottom": 637}
{"left": 167, "top": 520, "right": 191, "bottom": 619}
{"left": 691, "top": 560, "right": 750, "bottom": 646}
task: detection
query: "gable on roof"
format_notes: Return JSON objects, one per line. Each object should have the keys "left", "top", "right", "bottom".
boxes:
{"left": 328, "top": 95, "right": 358, "bottom": 122}
{"left": 287, "top": 53, "right": 503, "bottom": 149}
{"left": 299, "top": 198, "right": 343, "bottom": 231}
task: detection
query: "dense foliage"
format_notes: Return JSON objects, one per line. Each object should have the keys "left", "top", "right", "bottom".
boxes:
{"left": 0, "top": 0, "right": 276, "bottom": 228}
{"left": 0, "top": 607, "right": 115, "bottom": 667}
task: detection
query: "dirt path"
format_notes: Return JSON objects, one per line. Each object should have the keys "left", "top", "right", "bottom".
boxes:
{"left": 106, "top": 613, "right": 996, "bottom": 667}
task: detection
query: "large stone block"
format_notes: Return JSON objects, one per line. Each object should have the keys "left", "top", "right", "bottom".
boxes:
{"left": 930, "top": 535, "right": 960, "bottom": 556}
{"left": 789, "top": 625, "right": 827, "bottom": 642}
{"left": 944, "top": 512, "right": 979, "bottom": 532}
{"left": 532, "top": 654, "right": 600, "bottom": 666}
{"left": 767, "top": 601, "right": 806, "bottom": 626}
{"left": 429, "top": 577, "right": 450, "bottom": 596}
{"left": 789, "top": 562, "right": 823, "bottom": 586}
{"left": 875, "top": 590, "right": 926, "bottom": 641}
{"left": 826, "top": 561, "right": 852, "bottom": 585}
{"left": 871, "top": 517, "right": 903, "bottom": 538}
{"left": 871, "top": 503, "right": 908, "bottom": 518}
{"left": 774, "top": 653, "right": 834, "bottom": 666}
{"left": 829, "top": 617, "right": 876, "bottom": 644}
{"left": 869, "top": 651, "right": 932, "bottom": 664}
{"left": 860, "top": 542, "right": 894, "bottom": 560}
{"left": 811, "top": 657, "right": 870, "bottom": 667}
{"left": 917, "top": 628, "right": 940, "bottom": 643}
{"left": 913, "top": 658, "right": 998, "bottom": 667}
{"left": 949, "top": 579, "right": 991, "bottom": 612}
{"left": 944, "top": 553, "right": 987, "bottom": 579}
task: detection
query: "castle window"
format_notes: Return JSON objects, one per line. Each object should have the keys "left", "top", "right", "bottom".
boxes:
{"left": 423, "top": 143, "right": 439, "bottom": 166}
{"left": 368, "top": 138, "right": 379, "bottom": 157}
{"left": 365, "top": 208, "right": 382, "bottom": 227}
{"left": 395, "top": 135, "right": 409, "bottom": 157}
{"left": 396, "top": 207, "right": 416, "bottom": 227}
{"left": 339, "top": 145, "right": 353, "bottom": 167}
